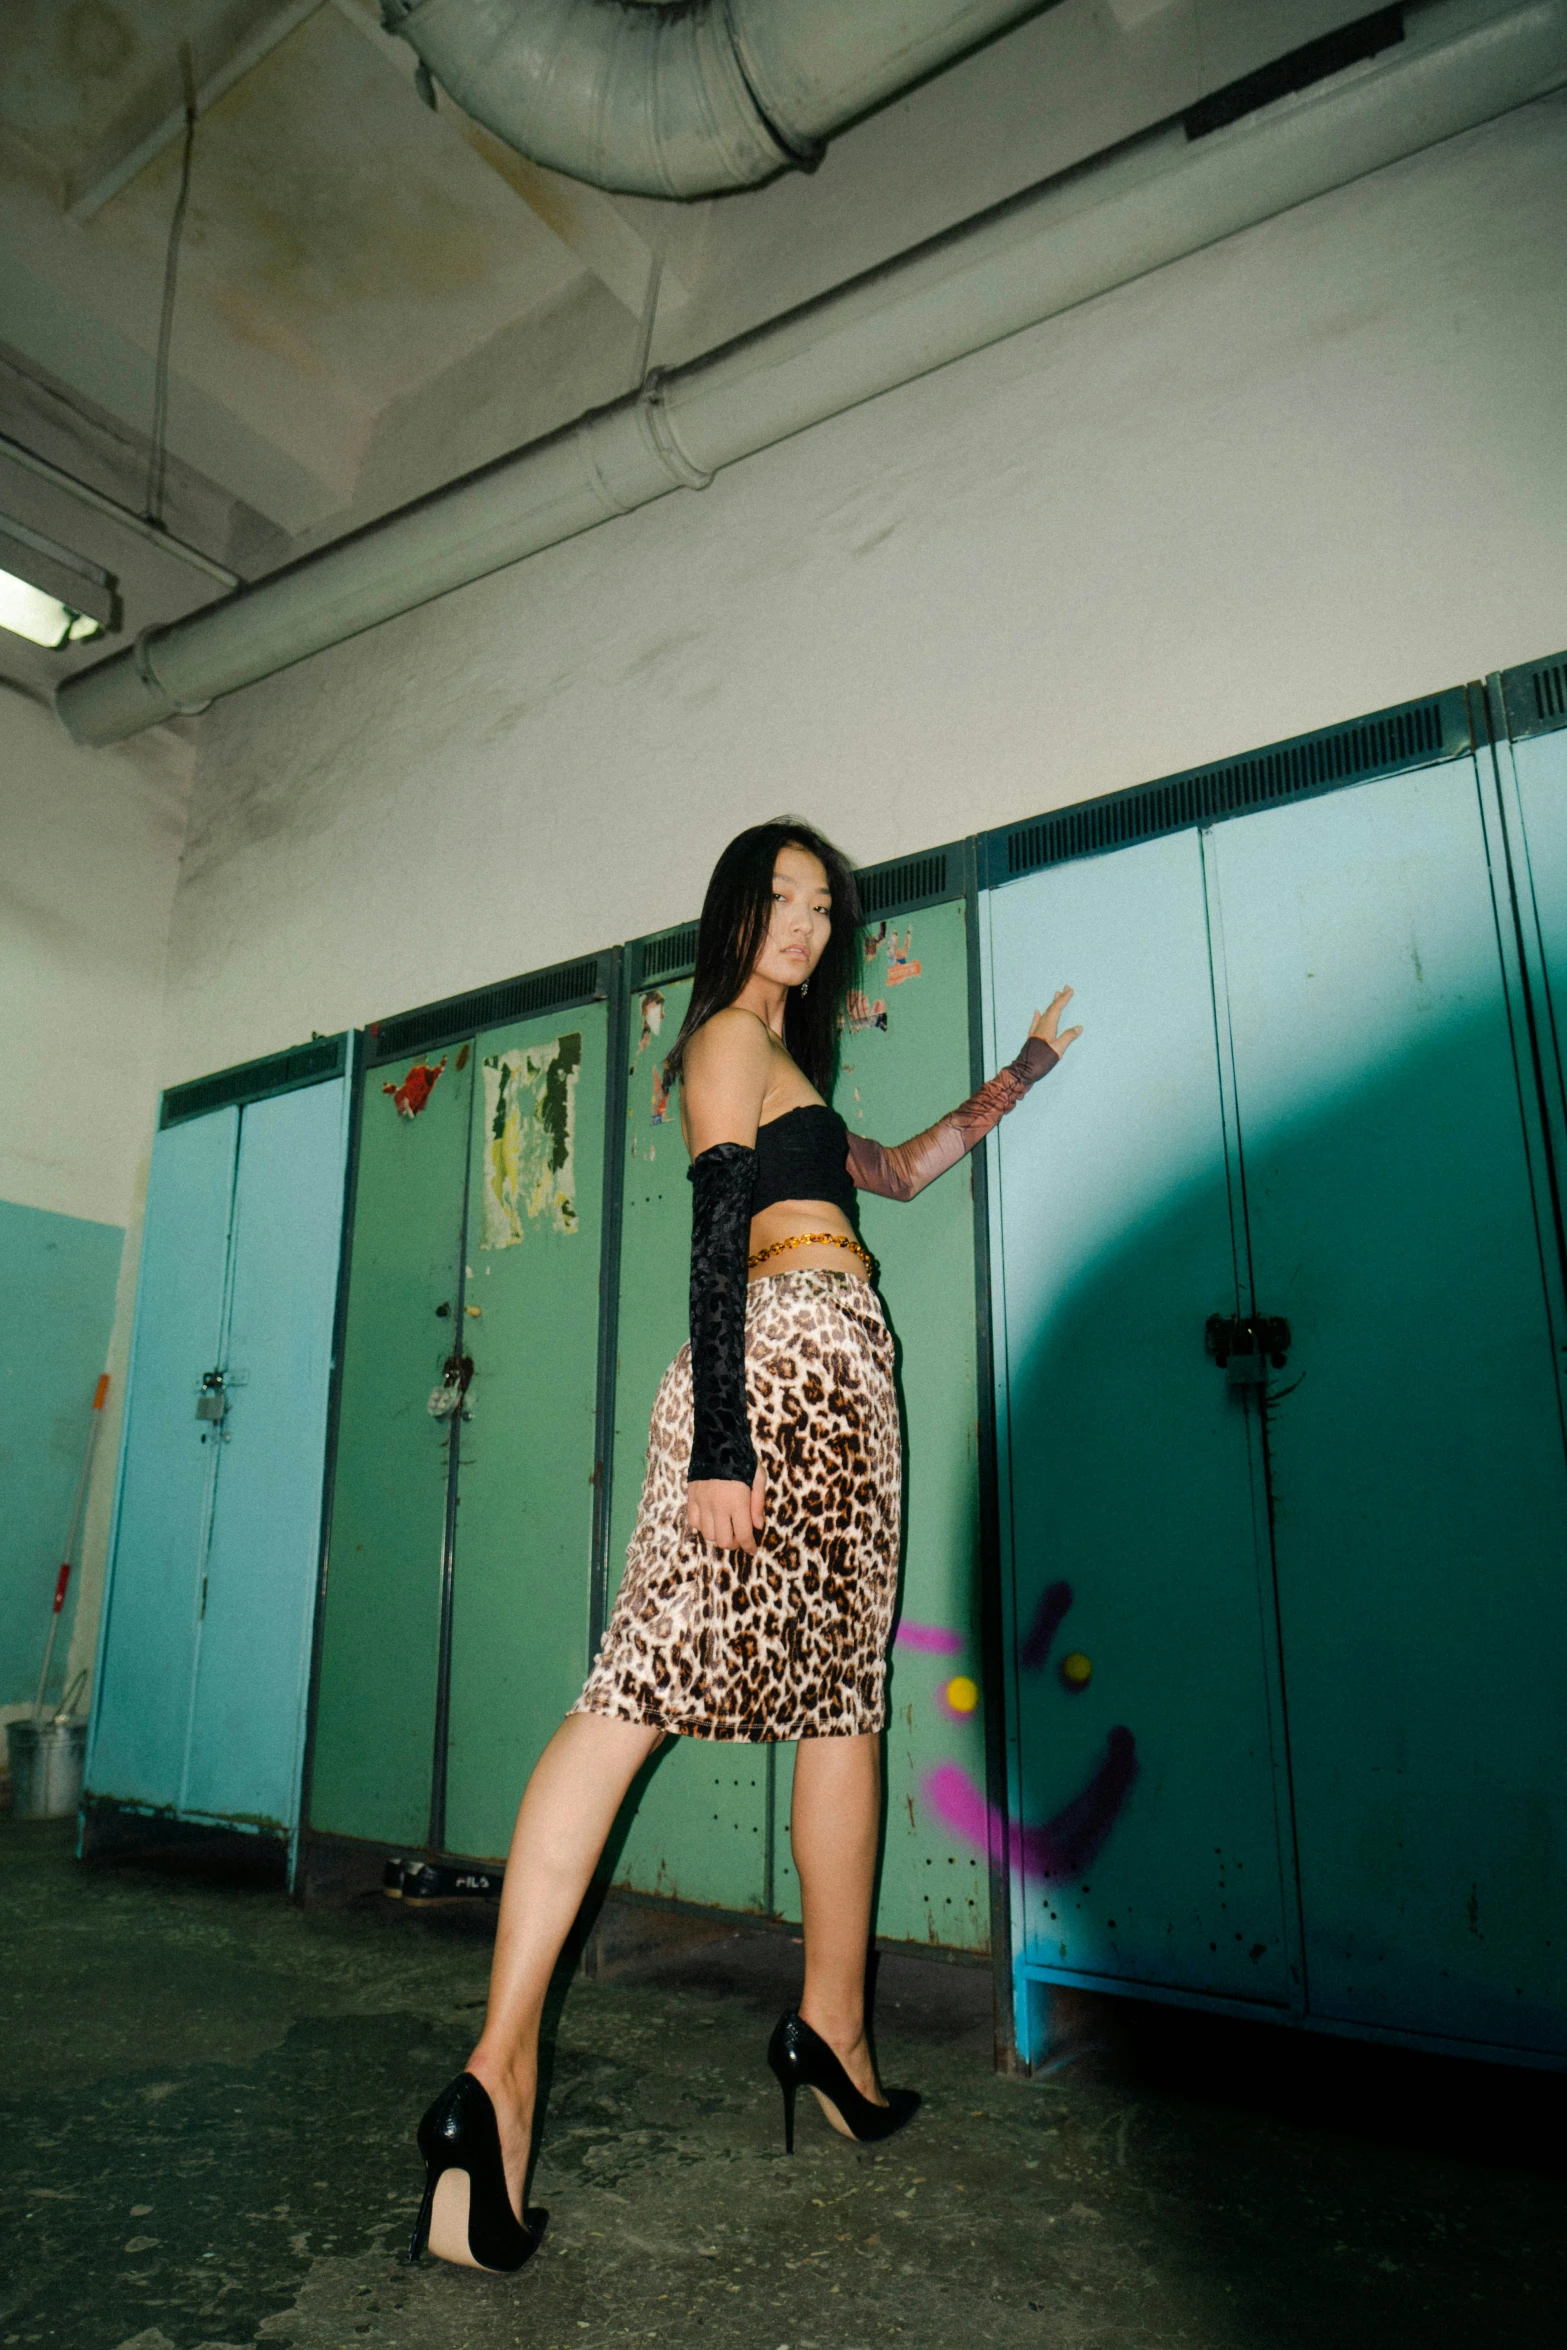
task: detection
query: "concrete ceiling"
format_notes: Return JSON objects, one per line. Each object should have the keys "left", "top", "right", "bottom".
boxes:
{"left": 0, "top": 0, "right": 1378, "bottom": 709}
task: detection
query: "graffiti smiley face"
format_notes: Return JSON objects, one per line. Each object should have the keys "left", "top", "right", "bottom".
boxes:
{"left": 898, "top": 1589, "right": 1138, "bottom": 1883}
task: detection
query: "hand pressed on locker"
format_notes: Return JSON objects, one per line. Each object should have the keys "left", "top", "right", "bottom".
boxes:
{"left": 1030, "top": 986, "right": 1082, "bottom": 1057}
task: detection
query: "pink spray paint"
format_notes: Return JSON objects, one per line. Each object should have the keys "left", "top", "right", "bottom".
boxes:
{"left": 894, "top": 1621, "right": 966, "bottom": 1657}
{"left": 923, "top": 1729, "right": 1138, "bottom": 1882}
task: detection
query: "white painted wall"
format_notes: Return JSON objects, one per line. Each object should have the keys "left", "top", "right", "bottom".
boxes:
{"left": 0, "top": 688, "right": 193, "bottom": 1225}
{"left": 160, "top": 93, "right": 1567, "bottom": 1087}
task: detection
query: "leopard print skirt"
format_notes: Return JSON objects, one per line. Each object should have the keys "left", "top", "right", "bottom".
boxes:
{"left": 571, "top": 1270, "right": 901, "bottom": 1741}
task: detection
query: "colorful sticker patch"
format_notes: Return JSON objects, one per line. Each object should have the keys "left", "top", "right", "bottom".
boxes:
{"left": 481, "top": 1033, "right": 581, "bottom": 1247}
{"left": 637, "top": 990, "right": 665, "bottom": 1055}
{"left": 885, "top": 927, "right": 922, "bottom": 986}
{"left": 844, "top": 919, "right": 921, "bottom": 1033}
{"left": 383, "top": 1057, "right": 446, "bottom": 1118}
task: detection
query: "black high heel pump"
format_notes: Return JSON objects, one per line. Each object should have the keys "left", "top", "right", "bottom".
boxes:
{"left": 767, "top": 2012, "right": 920, "bottom": 2152}
{"left": 408, "top": 2073, "right": 546, "bottom": 2272}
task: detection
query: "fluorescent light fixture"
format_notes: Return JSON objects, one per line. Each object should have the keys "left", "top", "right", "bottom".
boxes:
{"left": 0, "top": 565, "right": 107, "bottom": 647}
{"left": 0, "top": 513, "right": 120, "bottom": 649}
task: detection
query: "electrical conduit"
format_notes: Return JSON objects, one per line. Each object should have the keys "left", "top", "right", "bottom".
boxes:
{"left": 379, "top": 0, "right": 1062, "bottom": 198}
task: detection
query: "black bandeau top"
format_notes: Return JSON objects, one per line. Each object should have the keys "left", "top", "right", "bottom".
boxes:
{"left": 751, "top": 1103, "right": 857, "bottom": 1218}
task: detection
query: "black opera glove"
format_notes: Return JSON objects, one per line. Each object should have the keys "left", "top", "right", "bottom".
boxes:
{"left": 686, "top": 1142, "right": 760, "bottom": 1487}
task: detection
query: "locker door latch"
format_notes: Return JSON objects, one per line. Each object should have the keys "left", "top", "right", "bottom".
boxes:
{"left": 195, "top": 1370, "right": 228, "bottom": 1422}
{"left": 427, "top": 1351, "right": 475, "bottom": 1420}
{"left": 1205, "top": 1314, "right": 1290, "bottom": 1387}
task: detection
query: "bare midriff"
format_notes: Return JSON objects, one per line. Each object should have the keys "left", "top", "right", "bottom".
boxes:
{"left": 681, "top": 1017, "right": 870, "bottom": 1280}
{"left": 746, "top": 1199, "right": 871, "bottom": 1283}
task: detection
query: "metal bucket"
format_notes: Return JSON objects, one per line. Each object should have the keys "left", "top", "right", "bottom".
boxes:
{"left": 6, "top": 1717, "right": 87, "bottom": 1818}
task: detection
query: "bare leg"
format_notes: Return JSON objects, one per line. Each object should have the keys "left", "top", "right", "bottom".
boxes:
{"left": 431, "top": 1712, "right": 661, "bottom": 2264}
{"left": 791, "top": 1731, "right": 886, "bottom": 2132}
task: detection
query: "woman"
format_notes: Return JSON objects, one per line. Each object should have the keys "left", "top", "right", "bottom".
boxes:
{"left": 409, "top": 819, "right": 1079, "bottom": 2273}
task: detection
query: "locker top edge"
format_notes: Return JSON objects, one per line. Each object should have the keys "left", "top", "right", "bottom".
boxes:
{"left": 856, "top": 837, "right": 966, "bottom": 923}
{"left": 1498, "top": 647, "right": 1567, "bottom": 743}
{"left": 367, "top": 950, "right": 618, "bottom": 1068}
{"left": 160, "top": 1032, "right": 350, "bottom": 1128}
{"left": 979, "top": 683, "right": 1474, "bottom": 891}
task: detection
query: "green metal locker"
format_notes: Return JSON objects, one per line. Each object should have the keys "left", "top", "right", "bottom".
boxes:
{"left": 308, "top": 1038, "right": 470, "bottom": 1850}
{"left": 305, "top": 955, "right": 616, "bottom": 1873}
{"left": 605, "top": 855, "right": 1000, "bottom": 1957}
{"left": 773, "top": 859, "right": 995, "bottom": 1955}
{"left": 603, "top": 928, "right": 773, "bottom": 1913}
{"left": 444, "top": 997, "right": 611, "bottom": 1860}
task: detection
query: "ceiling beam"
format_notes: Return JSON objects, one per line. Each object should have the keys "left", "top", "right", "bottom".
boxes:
{"left": 68, "top": 0, "right": 326, "bottom": 220}
{"left": 0, "top": 431, "right": 239, "bottom": 588}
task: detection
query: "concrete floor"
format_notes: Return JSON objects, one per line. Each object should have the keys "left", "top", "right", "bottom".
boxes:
{"left": 2, "top": 1816, "right": 1564, "bottom": 2350}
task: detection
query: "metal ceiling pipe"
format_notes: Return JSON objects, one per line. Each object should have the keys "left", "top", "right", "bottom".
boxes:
{"left": 56, "top": 0, "right": 1567, "bottom": 749}
{"left": 379, "top": 0, "right": 1061, "bottom": 199}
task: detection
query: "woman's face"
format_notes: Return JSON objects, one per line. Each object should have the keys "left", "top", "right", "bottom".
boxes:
{"left": 753, "top": 843, "right": 832, "bottom": 990}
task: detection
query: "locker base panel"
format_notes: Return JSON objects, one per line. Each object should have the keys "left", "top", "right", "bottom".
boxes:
{"left": 1014, "top": 1963, "right": 1567, "bottom": 2076}
{"left": 77, "top": 1795, "right": 288, "bottom": 1883}
{"left": 293, "top": 1829, "right": 765, "bottom": 1972}
{"left": 296, "top": 1827, "right": 992, "bottom": 1968}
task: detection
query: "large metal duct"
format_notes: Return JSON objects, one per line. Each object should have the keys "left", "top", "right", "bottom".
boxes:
{"left": 380, "top": 0, "right": 1062, "bottom": 198}
{"left": 56, "top": 0, "right": 1567, "bottom": 748}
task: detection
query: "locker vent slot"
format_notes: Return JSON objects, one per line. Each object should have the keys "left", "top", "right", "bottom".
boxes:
{"left": 369, "top": 956, "right": 604, "bottom": 1064}
{"left": 1184, "top": 6, "right": 1404, "bottom": 142}
{"left": 635, "top": 925, "right": 700, "bottom": 987}
{"left": 989, "top": 689, "right": 1467, "bottom": 885}
{"left": 856, "top": 847, "right": 956, "bottom": 918}
{"left": 1499, "top": 650, "right": 1567, "bottom": 742}
{"left": 161, "top": 1034, "right": 345, "bottom": 1127}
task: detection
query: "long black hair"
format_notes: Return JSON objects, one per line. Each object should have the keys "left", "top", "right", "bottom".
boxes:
{"left": 663, "top": 818, "right": 862, "bottom": 1101}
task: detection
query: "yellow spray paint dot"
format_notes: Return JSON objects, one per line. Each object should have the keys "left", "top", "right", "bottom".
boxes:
{"left": 1060, "top": 1652, "right": 1092, "bottom": 1688}
{"left": 945, "top": 1675, "right": 979, "bottom": 1714}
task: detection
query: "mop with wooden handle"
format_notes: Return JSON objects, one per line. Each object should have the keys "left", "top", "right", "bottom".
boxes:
{"left": 32, "top": 1373, "right": 111, "bottom": 1726}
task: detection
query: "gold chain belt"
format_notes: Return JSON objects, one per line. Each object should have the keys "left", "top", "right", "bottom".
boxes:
{"left": 747, "top": 1230, "right": 873, "bottom": 1273}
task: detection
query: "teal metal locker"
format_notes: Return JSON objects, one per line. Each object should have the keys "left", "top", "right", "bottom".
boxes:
{"left": 84, "top": 1038, "right": 352, "bottom": 1868}
{"left": 1205, "top": 723, "right": 1567, "bottom": 2057}
{"left": 305, "top": 956, "right": 617, "bottom": 1875}
{"left": 983, "top": 831, "right": 1295, "bottom": 2030}
{"left": 984, "top": 686, "right": 1567, "bottom": 2066}
{"left": 1494, "top": 646, "right": 1567, "bottom": 1208}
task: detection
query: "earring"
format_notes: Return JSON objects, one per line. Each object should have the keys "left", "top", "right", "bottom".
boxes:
{"left": 800, "top": 978, "right": 810, "bottom": 997}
